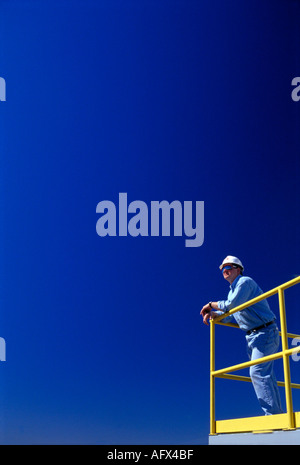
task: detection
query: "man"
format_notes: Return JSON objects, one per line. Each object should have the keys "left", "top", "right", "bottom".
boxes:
{"left": 200, "top": 255, "right": 283, "bottom": 416}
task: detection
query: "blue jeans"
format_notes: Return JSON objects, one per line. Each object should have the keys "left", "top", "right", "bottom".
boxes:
{"left": 246, "top": 323, "right": 283, "bottom": 415}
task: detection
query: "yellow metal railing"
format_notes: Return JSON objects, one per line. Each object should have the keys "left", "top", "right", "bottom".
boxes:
{"left": 210, "top": 276, "right": 300, "bottom": 436}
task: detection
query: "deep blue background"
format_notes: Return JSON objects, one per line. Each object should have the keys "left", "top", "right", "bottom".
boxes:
{"left": 0, "top": 0, "right": 299, "bottom": 444}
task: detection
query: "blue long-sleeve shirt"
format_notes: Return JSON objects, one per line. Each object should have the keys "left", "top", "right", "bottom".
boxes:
{"left": 216, "top": 275, "right": 276, "bottom": 332}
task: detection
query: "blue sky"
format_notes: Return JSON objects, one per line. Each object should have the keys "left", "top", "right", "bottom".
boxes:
{"left": 0, "top": 0, "right": 299, "bottom": 445}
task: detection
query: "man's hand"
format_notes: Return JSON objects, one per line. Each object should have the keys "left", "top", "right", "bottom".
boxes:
{"left": 200, "top": 304, "right": 218, "bottom": 325}
{"left": 200, "top": 303, "right": 211, "bottom": 316}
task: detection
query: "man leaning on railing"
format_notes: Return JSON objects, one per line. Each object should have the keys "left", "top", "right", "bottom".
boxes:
{"left": 200, "top": 255, "right": 283, "bottom": 416}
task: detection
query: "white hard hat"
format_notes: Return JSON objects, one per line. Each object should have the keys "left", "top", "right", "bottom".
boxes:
{"left": 219, "top": 255, "right": 244, "bottom": 271}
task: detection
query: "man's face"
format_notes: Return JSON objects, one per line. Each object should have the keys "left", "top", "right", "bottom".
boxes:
{"left": 221, "top": 264, "right": 241, "bottom": 284}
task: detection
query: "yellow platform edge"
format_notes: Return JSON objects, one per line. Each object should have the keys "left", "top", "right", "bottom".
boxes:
{"left": 211, "top": 411, "right": 300, "bottom": 435}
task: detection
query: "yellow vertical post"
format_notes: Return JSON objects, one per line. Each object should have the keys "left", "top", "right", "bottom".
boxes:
{"left": 278, "top": 288, "right": 295, "bottom": 429}
{"left": 210, "top": 319, "right": 216, "bottom": 434}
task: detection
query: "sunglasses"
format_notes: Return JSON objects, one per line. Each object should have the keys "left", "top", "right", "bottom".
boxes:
{"left": 222, "top": 265, "right": 238, "bottom": 272}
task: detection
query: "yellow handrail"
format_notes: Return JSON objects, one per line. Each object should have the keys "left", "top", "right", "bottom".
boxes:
{"left": 210, "top": 276, "right": 300, "bottom": 436}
